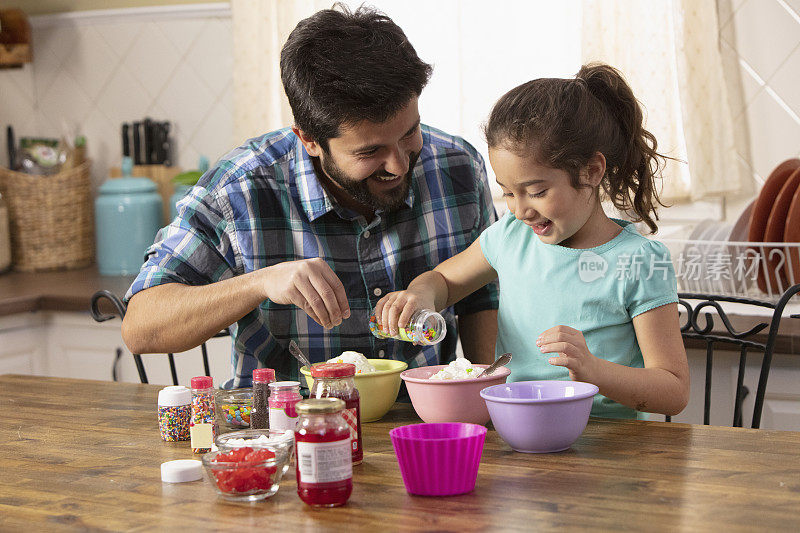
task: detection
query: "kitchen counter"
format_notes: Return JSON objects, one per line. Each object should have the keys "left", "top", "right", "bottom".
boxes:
{"left": 2, "top": 374, "right": 799, "bottom": 530}
{"left": 0, "top": 266, "right": 134, "bottom": 316}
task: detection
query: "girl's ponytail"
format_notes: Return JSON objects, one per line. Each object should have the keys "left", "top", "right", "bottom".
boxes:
{"left": 576, "top": 63, "right": 666, "bottom": 234}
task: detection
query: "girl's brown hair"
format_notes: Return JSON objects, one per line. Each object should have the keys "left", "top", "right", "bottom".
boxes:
{"left": 484, "top": 63, "right": 668, "bottom": 234}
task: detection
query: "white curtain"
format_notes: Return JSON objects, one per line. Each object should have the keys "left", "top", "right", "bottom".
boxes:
{"left": 231, "top": 0, "right": 329, "bottom": 142}
{"left": 582, "top": 0, "right": 750, "bottom": 202}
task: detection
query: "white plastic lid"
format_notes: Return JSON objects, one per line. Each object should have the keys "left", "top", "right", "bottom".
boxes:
{"left": 158, "top": 385, "right": 191, "bottom": 407}
{"left": 161, "top": 459, "right": 203, "bottom": 483}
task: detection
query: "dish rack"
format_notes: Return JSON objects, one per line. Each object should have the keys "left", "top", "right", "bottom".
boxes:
{"left": 659, "top": 238, "right": 800, "bottom": 303}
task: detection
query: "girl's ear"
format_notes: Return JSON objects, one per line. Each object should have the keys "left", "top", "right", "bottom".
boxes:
{"left": 292, "top": 127, "right": 324, "bottom": 157}
{"left": 584, "top": 152, "right": 607, "bottom": 187}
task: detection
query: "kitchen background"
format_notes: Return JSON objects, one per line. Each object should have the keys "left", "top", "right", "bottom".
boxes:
{"left": 1, "top": 0, "right": 798, "bottom": 217}
{"left": 0, "top": 0, "right": 799, "bottom": 429}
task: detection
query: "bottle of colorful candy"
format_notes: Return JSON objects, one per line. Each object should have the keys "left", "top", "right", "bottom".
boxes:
{"left": 309, "top": 363, "right": 362, "bottom": 465}
{"left": 369, "top": 309, "right": 446, "bottom": 345}
{"left": 190, "top": 376, "right": 217, "bottom": 454}
{"left": 268, "top": 381, "right": 302, "bottom": 432}
{"left": 251, "top": 368, "right": 275, "bottom": 430}
{"left": 157, "top": 385, "right": 191, "bottom": 441}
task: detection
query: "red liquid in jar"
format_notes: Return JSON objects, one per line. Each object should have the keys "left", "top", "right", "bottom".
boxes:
{"left": 295, "top": 424, "right": 352, "bottom": 507}
{"left": 311, "top": 386, "right": 362, "bottom": 465}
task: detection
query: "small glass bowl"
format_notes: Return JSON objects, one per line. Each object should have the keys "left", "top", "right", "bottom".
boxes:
{"left": 202, "top": 448, "right": 288, "bottom": 502}
{"left": 215, "top": 429, "right": 295, "bottom": 475}
{"left": 215, "top": 388, "right": 253, "bottom": 432}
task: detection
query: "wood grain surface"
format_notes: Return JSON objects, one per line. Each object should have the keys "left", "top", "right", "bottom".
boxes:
{"left": 1, "top": 374, "right": 799, "bottom": 532}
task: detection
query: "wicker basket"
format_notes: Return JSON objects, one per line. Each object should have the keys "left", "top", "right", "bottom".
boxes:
{"left": 0, "top": 161, "right": 94, "bottom": 271}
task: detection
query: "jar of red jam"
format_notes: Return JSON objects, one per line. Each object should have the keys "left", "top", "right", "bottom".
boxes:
{"left": 295, "top": 398, "right": 353, "bottom": 507}
{"left": 309, "top": 363, "right": 362, "bottom": 465}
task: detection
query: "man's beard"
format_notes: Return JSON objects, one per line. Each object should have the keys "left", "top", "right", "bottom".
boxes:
{"left": 320, "top": 149, "right": 421, "bottom": 212}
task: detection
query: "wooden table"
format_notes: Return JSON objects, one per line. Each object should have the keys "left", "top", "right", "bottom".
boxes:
{"left": 2, "top": 375, "right": 799, "bottom": 531}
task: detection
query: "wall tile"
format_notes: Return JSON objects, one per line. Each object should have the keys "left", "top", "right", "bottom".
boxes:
{"left": 768, "top": 44, "right": 800, "bottom": 118}
{"left": 730, "top": 0, "right": 800, "bottom": 82}
{"left": 123, "top": 23, "right": 181, "bottom": 100}
{"left": 184, "top": 18, "right": 233, "bottom": 98}
{"left": 38, "top": 70, "right": 93, "bottom": 132}
{"left": 95, "top": 64, "right": 152, "bottom": 127}
{"left": 740, "top": 89, "right": 800, "bottom": 178}
{"left": 157, "top": 18, "right": 205, "bottom": 57}
{"left": 64, "top": 26, "right": 118, "bottom": 102}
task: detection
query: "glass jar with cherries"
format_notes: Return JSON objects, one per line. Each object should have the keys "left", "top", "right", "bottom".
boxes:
{"left": 294, "top": 398, "right": 353, "bottom": 507}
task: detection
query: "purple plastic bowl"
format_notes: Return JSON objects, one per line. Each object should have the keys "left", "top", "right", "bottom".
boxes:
{"left": 389, "top": 423, "right": 487, "bottom": 496}
{"left": 480, "top": 381, "right": 599, "bottom": 453}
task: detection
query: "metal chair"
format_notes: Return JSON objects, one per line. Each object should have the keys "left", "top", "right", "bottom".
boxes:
{"left": 90, "top": 289, "right": 230, "bottom": 385}
{"left": 673, "top": 283, "right": 800, "bottom": 428}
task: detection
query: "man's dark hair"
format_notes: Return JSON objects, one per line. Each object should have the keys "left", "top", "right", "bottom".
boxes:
{"left": 280, "top": 3, "right": 432, "bottom": 151}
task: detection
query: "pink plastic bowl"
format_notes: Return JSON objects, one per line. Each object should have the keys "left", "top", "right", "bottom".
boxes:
{"left": 400, "top": 364, "right": 511, "bottom": 424}
{"left": 390, "top": 423, "right": 487, "bottom": 496}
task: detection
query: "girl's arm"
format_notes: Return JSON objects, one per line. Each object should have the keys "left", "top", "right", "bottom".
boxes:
{"left": 538, "top": 303, "right": 689, "bottom": 416}
{"left": 374, "top": 238, "right": 498, "bottom": 337}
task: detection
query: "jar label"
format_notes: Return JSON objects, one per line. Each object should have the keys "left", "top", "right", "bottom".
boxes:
{"left": 342, "top": 407, "right": 359, "bottom": 449}
{"left": 297, "top": 439, "right": 353, "bottom": 484}
{"left": 269, "top": 407, "right": 298, "bottom": 432}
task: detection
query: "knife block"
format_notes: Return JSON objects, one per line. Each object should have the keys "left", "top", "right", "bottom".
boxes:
{"left": 109, "top": 164, "right": 182, "bottom": 225}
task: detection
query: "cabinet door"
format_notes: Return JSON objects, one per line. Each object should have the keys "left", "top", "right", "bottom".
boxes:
{"left": 0, "top": 314, "right": 46, "bottom": 376}
{"left": 45, "top": 312, "right": 233, "bottom": 386}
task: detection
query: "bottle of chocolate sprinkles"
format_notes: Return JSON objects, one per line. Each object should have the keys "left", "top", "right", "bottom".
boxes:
{"left": 250, "top": 368, "right": 275, "bottom": 429}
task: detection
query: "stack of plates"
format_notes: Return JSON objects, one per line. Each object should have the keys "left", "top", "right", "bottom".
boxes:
{"left": 746, "top": 159, "right": 800, "bottom": 294}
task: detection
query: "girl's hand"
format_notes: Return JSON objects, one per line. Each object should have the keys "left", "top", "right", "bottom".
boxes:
{"left": 536, "top": 325, "right": 599, "bottom": 382}
{"left": 374, "top": 289, "right": 435, "bottom": 338}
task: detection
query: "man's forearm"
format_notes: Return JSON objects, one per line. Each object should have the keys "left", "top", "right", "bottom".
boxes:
{"left": 122, "top": 271, "right": 266, "bottom": 354}
{"left": 458, "top": 309, "right": 498, "bottom": 364}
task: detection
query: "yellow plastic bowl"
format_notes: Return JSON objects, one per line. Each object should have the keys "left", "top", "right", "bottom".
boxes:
{"left": 300, "top": 359, "right": 408, "bottom": 422}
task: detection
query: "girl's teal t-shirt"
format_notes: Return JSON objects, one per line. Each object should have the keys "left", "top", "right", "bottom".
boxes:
{"left": 479, "top": 212, "right": 678, "bottom": 419}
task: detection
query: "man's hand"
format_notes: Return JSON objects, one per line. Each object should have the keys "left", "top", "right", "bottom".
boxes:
{"left": 536, "top": 325, "right": 599, "bottom": 382}
{"left": 263, "top": 258, "right": 350, "bottom": 329}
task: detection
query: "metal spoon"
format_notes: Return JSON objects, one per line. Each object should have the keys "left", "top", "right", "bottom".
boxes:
{"left": 482, "top": 353, "right": 512, "bottom": 376}
{"left": 289, "top": 340, "right": 312, "bottom": 369}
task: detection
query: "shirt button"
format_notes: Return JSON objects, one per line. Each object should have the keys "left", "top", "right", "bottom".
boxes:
{"left": 373, "top": 287, "right": 382, "bottom": 296}
{"left": 378, "top": 349, "right": 385, "bottom": 357}
{"left": 363, "top": 230, "right": 371, "bottom": 239}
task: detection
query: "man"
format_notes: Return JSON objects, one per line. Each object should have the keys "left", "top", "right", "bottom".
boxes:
{"left": 122, "top": 5, "right": 498, "bottom": 388}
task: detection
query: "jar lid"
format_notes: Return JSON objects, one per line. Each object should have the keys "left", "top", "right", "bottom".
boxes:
{"left": 268, "top": 380, "right": 301, "bottom": 390}
{"left": 99, "top": 176, "right": 157, "bottom": 194}
{"left": 252, "top": 368, "right": 276, "bottom": 383}
{"left": 190, "top": 376, "right": 213, "bottom": 389}
{"left": 160, "top": 459, "right": 203, "bottom": 483}
{"left": 296, "top": 397, "right": 345, "bottom": 415}
{"left": 158, "top": 385, "right": 191, "bottom": 406}
{"left": 310, "top": 362, "right": 356, "bottom": 378}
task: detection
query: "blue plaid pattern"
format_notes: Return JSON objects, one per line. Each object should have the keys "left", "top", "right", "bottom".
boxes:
{"left": 125, "top": 125, "right": 499, "bottom": 388}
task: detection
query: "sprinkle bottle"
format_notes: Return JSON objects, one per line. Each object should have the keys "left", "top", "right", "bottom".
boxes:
{"left": 250, "top": 368, "right": 275, "bottom": 430}
{"left": 295, "top": 398, "right": 353, "bottom": 507}
{"left": 369, "top": 308, "right": 446, "bottom": 345}
{"left": 268, "top": 381, "right": 302, "bottom": 432}
{"left": 157, "top": 385, "right": 191, "bottom": 441}
{"left": 309, "top": 363, "right": 362, "bottom": 465}
{"left": 190, "top": 376, "right": 217, "bottom": 454}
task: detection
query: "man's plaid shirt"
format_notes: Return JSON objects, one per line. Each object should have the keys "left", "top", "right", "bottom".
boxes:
{"left": 126, "top": 125, "right": 499, "bottom": 388}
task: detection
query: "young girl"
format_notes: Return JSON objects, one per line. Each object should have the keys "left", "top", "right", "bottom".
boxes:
{"left": 375, "top": 63, "right": 689, "bottom": 419}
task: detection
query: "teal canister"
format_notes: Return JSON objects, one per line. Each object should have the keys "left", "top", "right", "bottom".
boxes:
{"left": 95, "top": 160, "right": 163, "bottom": 276}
